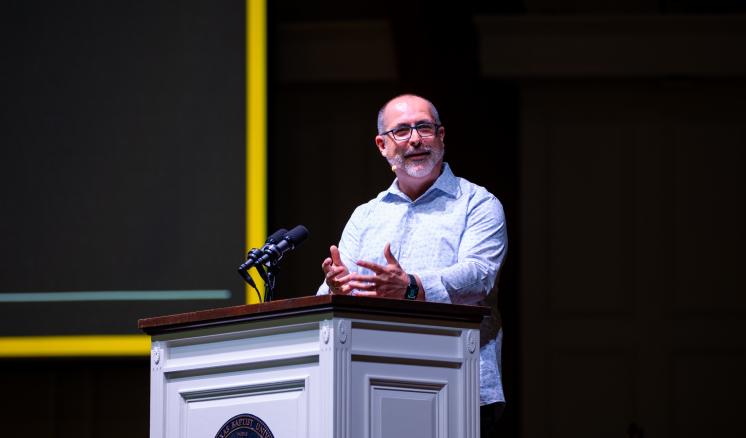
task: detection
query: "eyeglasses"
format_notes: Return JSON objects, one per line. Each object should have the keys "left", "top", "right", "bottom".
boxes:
{"left": 381, "top": 122, "right": 440, "bottom": 141}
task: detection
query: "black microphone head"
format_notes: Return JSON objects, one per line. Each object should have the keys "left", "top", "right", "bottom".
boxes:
{"left": 265, "top": 228, "right": 288, "bottom": 245}
{"left": 285, "top": 225, "right": 309, "bottom": 246}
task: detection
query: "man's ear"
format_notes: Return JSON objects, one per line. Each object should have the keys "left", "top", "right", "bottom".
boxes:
{"left": 438, "top": 125, "right": 445, "bottom": 141}
{"left": 375, "top": 135, "right": 387, "bottom": 156}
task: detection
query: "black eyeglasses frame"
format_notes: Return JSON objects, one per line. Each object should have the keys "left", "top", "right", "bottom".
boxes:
{"left": 380, "top": 122, "right": 441, "bottom": 141}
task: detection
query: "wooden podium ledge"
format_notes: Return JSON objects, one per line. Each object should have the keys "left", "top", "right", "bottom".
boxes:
{"left": 138, "top": 295, "right": 489, "bottom": 335}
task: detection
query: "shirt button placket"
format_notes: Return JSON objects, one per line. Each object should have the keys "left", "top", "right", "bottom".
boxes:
{"left": 399, "top": 202, "right": 415, "bottom": 261}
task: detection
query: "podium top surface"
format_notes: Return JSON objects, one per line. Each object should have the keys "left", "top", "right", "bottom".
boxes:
{"left": 138, "top": 295, "right": 490, "bottom": 335}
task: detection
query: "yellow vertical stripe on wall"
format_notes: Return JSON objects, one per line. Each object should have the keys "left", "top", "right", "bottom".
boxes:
{"left": 246, "top": 0, "right": 267, "bottom": 303}
{"left": 0, "top": 335, "right": 150, "bottom": 357}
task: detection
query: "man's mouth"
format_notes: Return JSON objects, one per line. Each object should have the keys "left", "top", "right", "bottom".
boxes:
{"left": 404, "top": 150, "right": 431, "bottom": 159}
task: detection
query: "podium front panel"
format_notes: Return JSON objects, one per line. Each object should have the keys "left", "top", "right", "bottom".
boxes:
{"left": 142, "top": 296, "right": 486, "bottom": 438}
{"left": 151, "top": 320, "right": 323, "bottom": 438}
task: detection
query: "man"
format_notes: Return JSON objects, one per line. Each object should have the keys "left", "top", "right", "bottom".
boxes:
{"left": 317, "top": 94, "right": 507, "bottom": 432}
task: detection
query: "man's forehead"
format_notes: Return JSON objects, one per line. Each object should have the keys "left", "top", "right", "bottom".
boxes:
{"left": 392, "top": 100, "right": 411, "bottom": 113}
{"left": 384, "top": 97, "right": 431, "bottom": 122}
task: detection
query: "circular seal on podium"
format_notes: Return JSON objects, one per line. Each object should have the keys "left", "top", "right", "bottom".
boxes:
{"left": 214, "top": 413, "right": 275, "bottom": 438}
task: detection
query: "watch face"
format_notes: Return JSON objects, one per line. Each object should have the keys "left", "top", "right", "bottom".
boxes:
{"left": 405, "top": 275, "right": 418, "bottom": 300}
{"left": 405, "top": 287, "right": 417, "bottom": 300}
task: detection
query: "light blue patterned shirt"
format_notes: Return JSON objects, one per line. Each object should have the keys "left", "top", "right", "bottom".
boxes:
{"left": 317, "top": 163, "right": 508, "bottom": 405}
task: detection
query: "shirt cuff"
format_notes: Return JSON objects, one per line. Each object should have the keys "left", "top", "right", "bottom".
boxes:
{"left": 418, "top": 271, "right": 451, "bottom": 303}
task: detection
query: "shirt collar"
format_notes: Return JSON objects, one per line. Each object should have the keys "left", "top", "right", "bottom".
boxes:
{"left": 384, "top": 162, "right": 459, "bottom": 202}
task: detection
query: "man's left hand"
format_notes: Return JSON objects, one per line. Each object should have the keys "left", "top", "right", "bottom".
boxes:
{"left": 348, "top": 242, "right": 409, "bottom": 298}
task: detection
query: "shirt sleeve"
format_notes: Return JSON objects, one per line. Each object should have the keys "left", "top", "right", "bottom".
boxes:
{"left": 419, "top": 194, "right": 507, "bottom": 304}
{"left": 316, "top": 203, "right": 367, "bottom": 295}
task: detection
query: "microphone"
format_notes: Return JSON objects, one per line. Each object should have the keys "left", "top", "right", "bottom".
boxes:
{"left": 239, "top": 228, "right": 287, "bottom": 271}
{"left": 265, "top": 228, "right": 289, "bottom": 245}
{"left": 247, "top": 225, "right": 309, "bottom": 268}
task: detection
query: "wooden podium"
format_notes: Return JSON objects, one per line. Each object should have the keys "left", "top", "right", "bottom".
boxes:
{"left": 139, "top": 295, "right": 489, "bottom": 438}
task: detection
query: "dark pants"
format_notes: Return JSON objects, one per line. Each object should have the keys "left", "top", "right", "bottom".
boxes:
{"left": 480, "top": 402, "right": 505, "bottom": 437}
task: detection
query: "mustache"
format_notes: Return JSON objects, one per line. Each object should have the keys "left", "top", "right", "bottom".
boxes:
{"left": 403, "top": 147, "right": 433, "bottom": 158}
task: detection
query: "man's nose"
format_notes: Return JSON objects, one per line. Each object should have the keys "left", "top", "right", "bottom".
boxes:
{"left": 409, "top": 129, "right": 422, "bottom": 145}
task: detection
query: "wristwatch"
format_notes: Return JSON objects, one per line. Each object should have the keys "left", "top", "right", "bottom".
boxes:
{"left": 404, "top": 274, "right": 419, "bottom": 300}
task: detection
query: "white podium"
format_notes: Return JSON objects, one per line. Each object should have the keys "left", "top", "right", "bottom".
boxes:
{"left": 139, "top": 295, "right": 488, "bottom": 438}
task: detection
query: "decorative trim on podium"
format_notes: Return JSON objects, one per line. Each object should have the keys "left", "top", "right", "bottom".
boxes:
{"left": 351, "top": 321, "right": 461, "bottom": 337}
{"left": 463, "top": 329, "right": 479, "bottom": 438}
{"left": 366, "top": 376, "right": 449, "bottom": 438}
{"left": 150, "top": 340, "right": 166, "bottom": 438}
{"left": 319, "top": 318, "right": 352, "bottom": 438}
{"left": 351, "top": 353, "right": 462, "bottom": 369}
{"left": 334, "top": 319, "right": 351, "bottom": 438}
{"left": 466, "top": 330, "right": 478, "bottom": 354}
{"left": 152, "top": 342, "right": 164, "bottom": 371}
{"left": 164, "top": 355, "right": 319, "bottom": 377}
{"left": 320, "top": 322, "right": 331, "bottom": 345}
{"left": 337, "top": 319, "right": 349, "bottom": 345}
{"left": 178, "top": 378, "right": 308, "bottom": 401}
{"left": 139, "top": 295, "right": 488, "bottom": 335}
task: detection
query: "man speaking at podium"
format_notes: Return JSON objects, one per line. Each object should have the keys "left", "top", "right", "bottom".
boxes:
{"left": 317, "top": 94, "right": 508, "bottom": 433}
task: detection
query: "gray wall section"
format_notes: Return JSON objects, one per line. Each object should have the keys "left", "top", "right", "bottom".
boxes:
{"left": 0, "top": 1, "right": 246, "bottom": 335}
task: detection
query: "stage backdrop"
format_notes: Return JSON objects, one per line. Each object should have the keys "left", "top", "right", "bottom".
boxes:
{"left": 0, "top": 0, "right": 261, "bottom": 355}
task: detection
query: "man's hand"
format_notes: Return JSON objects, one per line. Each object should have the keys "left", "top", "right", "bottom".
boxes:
{"left": 322, "top": 245, "right": 352, "bottom": 294}
{"left": 348, "top": 243, "right": 410, "bottom": 298}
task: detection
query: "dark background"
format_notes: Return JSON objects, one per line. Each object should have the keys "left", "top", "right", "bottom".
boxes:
{"left": 2, "top": 0, "right": 745, "bottom": 436}
{"left": 0, "top": 1, "right": 246, "bottom": 335}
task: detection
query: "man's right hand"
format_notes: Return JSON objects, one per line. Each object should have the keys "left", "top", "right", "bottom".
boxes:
{"left": 321, "top": 245, "right": 351, "bottom": 294}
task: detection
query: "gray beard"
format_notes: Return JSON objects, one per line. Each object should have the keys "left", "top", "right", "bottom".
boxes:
{"left": 388, "top": 147, "right": 444, "bottom": 178}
